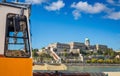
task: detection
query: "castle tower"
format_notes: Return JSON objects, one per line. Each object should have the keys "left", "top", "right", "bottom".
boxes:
{"left": 85, "top": 38, "right": 90, "bottom": 47}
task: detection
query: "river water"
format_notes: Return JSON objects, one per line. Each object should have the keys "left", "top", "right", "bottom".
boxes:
{"left": 67, "top": 66, "right": 120, "bottom": 72}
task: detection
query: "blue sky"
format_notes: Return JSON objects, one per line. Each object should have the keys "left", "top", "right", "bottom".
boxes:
{"left": 4, "top": 0, "right": 120, "bottom": 50}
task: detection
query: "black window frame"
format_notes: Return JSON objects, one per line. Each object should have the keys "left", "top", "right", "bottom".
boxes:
{"left": 4, "top": 13, "right": 31, "bottom": 58}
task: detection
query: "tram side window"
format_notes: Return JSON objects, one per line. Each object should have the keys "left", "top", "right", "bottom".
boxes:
{"left": 4, "top": 13, "right": 31, "bottom": 58}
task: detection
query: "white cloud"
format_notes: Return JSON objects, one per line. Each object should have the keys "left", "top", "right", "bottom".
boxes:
{"left": 71, "top": 1, "right": 107, "bottom": 20}
{"left": 72, "top": 10, "right": 81, "bottom": 20}
{"left": 107, "top": 0, "right": 120, "bottom": 6}
{"left": 71, "top": 1, "right": 106, "bottom": 14}
{"left": 45, "top": 0, "right": 65, "bottom": 11}
{"left": 107, "top": 0, "right": 114, "bottom": 4}
{"left": 25, "top": 0, "right": 45, "bottom": 4}
{"left": 106, "top": 11, "right": 120, "bottom": 20}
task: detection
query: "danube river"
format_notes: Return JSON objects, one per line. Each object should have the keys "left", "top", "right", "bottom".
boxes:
{"left": 66, "top": 66, "right": 120, "bottom": 72}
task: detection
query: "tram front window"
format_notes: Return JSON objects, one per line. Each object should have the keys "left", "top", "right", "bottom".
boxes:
{"left": 4, "top": 13, "right": 31, "bottom": 58}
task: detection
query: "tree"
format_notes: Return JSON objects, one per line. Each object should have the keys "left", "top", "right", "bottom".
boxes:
{"left": 86, "top": 60, "right": 91, "bottom": 63}
{"left": 63, "top": 48, "right": 68, "bottom": 57}
{"left": 64, "top": 48, "right": 67, "bottom": 53}
{"left": 40, "top": 57, "right": 43, "bottom": 63}
{"left": 32, "top": 51, "right": 39, "bottom": 57}
{"left": 32, "top": 51, "right": 39, "bottom": 62}
{"left": 97, "top": 50, "right": 103, "bottom": 55}
{"left": 42, "top": 47, "right": 45, "bottom": 49}
{"left": 32, "top": 48, "right": 39, "bottom": 52}
{"left": 80, "top": 50, "right": 87, "bottom": 55}
{"left": 104, "top": 59, "right": 113, "bottom": 64}
{"left": 104, "top": 48, "right": 115, "bottom": 57}
{"left": 113, "top": 58, "right": 120, "bottom": 64}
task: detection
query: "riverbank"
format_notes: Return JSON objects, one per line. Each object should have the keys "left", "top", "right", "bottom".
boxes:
{"left": 33, "top": 72, "right": 120, "bottom": 76}
{"left": 33, "top": 63, "right": 67, "bottom": 70}
{"left": 104, "top": 72, "right": 120, "bottom": 76}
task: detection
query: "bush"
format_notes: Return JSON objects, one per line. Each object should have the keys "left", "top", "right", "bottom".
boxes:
{"left": 113, "top": 58, "right": 120, "bottom": 64}
{"left": 91, "top": 58, "right": 97, "bottom": 63}
{"left": 86, "top": 60, "right": 91, "bottom": 63}
{"left": 104, "top": 59, "right": 113, "bottom": 64}
{"left": 97, "top": 59, "right": 104, "bottom": 63}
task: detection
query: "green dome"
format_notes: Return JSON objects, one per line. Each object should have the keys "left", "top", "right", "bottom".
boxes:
{"left": 85, "top": 38, "right": 89, "bottom": 41}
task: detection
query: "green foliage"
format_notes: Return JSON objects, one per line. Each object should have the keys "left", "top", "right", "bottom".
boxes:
{"left": 104, "top": 48, "right": 115, "bottom": 57}
{"left": 32, "top": 48, "right": 39, "bottom": 52}
{"left": 86, "top": 60, "right": 91, "bottom": 63}
{"left": 41, "top": 47, "right": 45, "bottom": 49}
{"left": 87, "top": 58, "right": 120, "bottom": 64}
{"left": 116, "top": 52, "right": 120, "bottom": 55}
{"left": 80, "top": 50, "right": 87, "bottom": 55}
{"left": 63, "top": 53, "right": 68, "bottom": 57}
{"left": 39, "top": 53, "right": 53, "bottom": 59}
{"left": 104, "top": 59, "right": 113, "bottom": 64}
{"left": 97, "top": 59, "right": 104, "bottom": 63}
{"left": 97, "top": 50, "right": 103, "bottom": 55}
{"left": 113, "top": 58, "right": 120, "bottom": 64}
{"left": 64, "top": 48, "right": 67, "bottom": 52}
{"left": 91, "top": 58, "right": 97, "bottom": 63}
{"left": 32, "top": 51, "right": 39, "bottom": 57}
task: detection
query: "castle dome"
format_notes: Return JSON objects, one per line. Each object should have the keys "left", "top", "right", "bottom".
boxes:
{"left": 85, "top": 38, "right": 89, "bottom": 41}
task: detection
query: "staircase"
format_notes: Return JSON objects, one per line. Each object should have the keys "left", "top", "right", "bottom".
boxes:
{"left": 50, "top": 48, "right": 61, "bottom": 63}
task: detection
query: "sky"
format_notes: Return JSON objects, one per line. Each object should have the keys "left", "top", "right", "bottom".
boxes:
{"left": 3, "top": 0, "right": 120, "bottom": 50}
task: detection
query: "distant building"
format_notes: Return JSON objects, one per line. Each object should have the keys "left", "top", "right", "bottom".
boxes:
{"left": 48, "top": 42, "right": 70, "bottom": 49}
{"left": 70, "top": 49, "right": 80, "bottom": 54}
{"left": 45, "top": 38, "right": 109, "bottom": 54}
{"left": 95, "top": 44, "right": 108, "bottom": 51}
{"left": 69, "top": 42, "right": 86, "bottom": 50}
{"left": 47, "top": 42, "right": 70, "bottom": 53}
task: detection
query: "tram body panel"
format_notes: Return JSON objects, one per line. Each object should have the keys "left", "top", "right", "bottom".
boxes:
{"left": 0, "top": 58, "right": 32, "bottom": 76}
